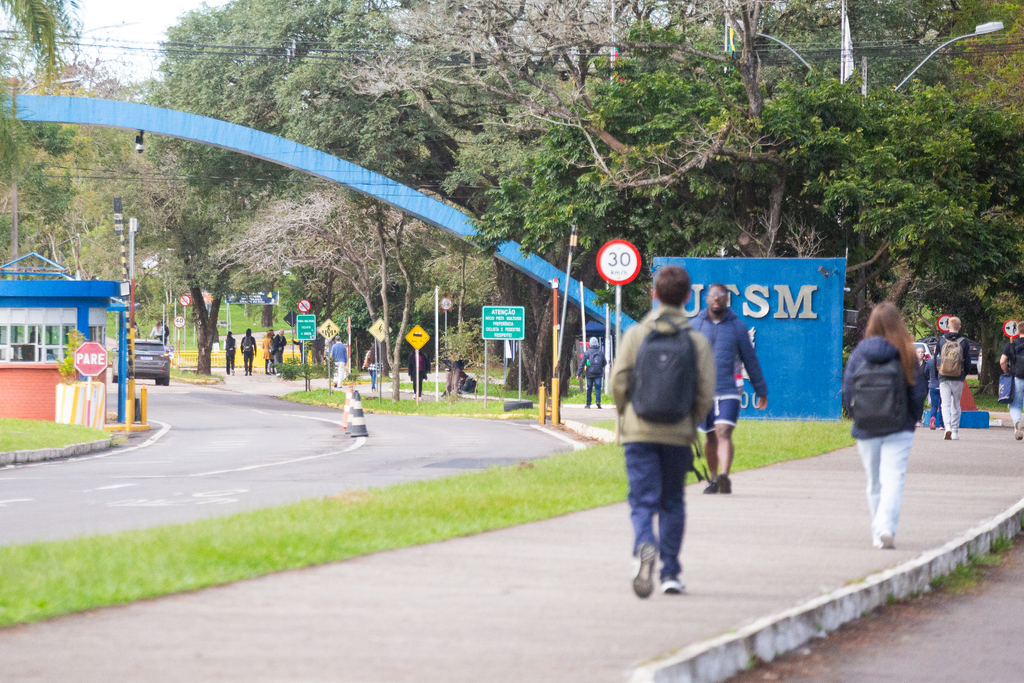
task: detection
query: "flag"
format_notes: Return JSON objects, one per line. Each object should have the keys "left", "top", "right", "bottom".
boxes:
{"left": 840, "top": 0, "right": 854, "bottom": 82}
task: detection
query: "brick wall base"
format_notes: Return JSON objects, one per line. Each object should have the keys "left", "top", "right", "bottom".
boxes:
{"left": 0, "top": 365, "right": 63, "bottom": 421}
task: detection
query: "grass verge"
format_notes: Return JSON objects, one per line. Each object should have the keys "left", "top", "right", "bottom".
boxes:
{"left": 930, "top": 535, "right": 1015, "bottom": 593}
{"left": 281, "top": 388, "right": 538, "bottom": 418}
{"left": 0, "top": 444, "right": 624, "bottom": 626}
{"left": 0, "top": 418, "right": 108, "bottom": 452}
{"left": 171, "top": 369, "right": 224, "bottom": 385}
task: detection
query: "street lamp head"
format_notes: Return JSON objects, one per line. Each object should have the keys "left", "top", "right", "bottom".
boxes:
{"left": 975, "top": 21, "right": 1003, "bottom": 35}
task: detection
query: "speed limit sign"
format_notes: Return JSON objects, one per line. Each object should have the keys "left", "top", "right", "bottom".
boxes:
{"left": 173, "top": 315, "right": 186, "bottom": 329}
{"left": 596, "top": 239, "right": 642, "bottom": 285}
{"left": 179, "top": 294, "right": 192, "bottom": 307}
{"left": 1004, "top": 319, "right": 1019, "bottom": 339}
{"left": 440, "top": 297, "right": 453, "bottom": 311}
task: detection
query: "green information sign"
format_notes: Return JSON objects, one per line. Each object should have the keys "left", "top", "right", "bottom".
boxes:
{"left": 482, "top": 306, "right": 525, "bottom": 340}
{"left": 296, "top": 314, "right": 316, "bottom": 341}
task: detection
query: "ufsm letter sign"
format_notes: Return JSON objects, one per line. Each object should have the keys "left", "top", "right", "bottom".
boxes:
{"left": 652, "top": 257, "right": 846, "bottom": 421}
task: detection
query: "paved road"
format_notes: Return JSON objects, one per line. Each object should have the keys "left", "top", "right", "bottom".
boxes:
{"left": 0, "top": 384, "right": 573, "bottom": 545}
{"left": 3, "top": 428, "right": 1024, "bottom": 682}
{"left": 730, "top": 537, "right": 1024, "bottom": 683}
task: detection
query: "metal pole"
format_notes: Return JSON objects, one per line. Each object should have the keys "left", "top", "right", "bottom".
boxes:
{"left": 415, "top": 348, "right": 420, "bottom": 406}
{"left": 556, "top": 224, "right": 577, "bottom": 356}
{"left": 552, "top": 279, "right": 560, "bottom": 425}
{"left": 862, "top": 55, "right": 867, "bottom": 96}
{"left": 435, "top": 286, "right": 439, "bottom": 401}
{"left": 518, "top": 341, "right": 522, "bottom": 401}
{"left": 895, "top": 23, "right": 1003, "bottom": 90}
{"left": 755, "top": 33, "right": 813, "bottom": 73}
{"left": 615, "top": 285, "right": 622, "bottom": 443}
{"left": 605, "top": 303, "right": 611, "bottom": 386}
{"left": 484, "top": 342, "right": 488, "bottom": 408}
{"left": 9, "top": 78, "right": 17, "bottom": 263}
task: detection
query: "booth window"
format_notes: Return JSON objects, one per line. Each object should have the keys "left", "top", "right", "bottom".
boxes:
{"left": 0, "top": 324, "right": 77, "bottom": 363}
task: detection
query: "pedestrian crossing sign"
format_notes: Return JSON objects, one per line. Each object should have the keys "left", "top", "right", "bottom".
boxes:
{"left": 405, "top": 325, "right": 430, "bottom": 350}
{"left": 319, "top": 318, "right": 340, "bottom": 339}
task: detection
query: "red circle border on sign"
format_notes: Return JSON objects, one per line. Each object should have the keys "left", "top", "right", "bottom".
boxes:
{"left": 596, "top": 239, "right": 642, "bottom": 286}
{"left": 1004, "top": 319, "right": 1019, "bottom": 339}
{"left": 936, "top": 314, "right": 951, "bottom": 332}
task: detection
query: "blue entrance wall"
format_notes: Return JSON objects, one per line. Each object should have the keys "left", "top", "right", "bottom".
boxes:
{"left": 18, "top": 95, "right": 635, "bottom": 327}
{"left": 653, "top": 257, "right": 846, "bottom": 421}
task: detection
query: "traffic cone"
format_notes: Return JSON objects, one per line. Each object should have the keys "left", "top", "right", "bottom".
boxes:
{"left": 348, "top": 391, "right": 369, "bottom": 437}
{"left": 341, "top": 387, "right": 353, "bottom": 430}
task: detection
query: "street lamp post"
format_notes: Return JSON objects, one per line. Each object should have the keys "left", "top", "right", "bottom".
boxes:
{"left": 756, "top": 33, "right": 814, "bottom": 74}
{"left": 895, "top": 21, "right": 1004, "bottom": 91}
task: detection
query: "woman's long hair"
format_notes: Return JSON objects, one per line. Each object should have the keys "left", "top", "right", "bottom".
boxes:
{"left": 864, "top": 302, "right": 916, "bottom": 383}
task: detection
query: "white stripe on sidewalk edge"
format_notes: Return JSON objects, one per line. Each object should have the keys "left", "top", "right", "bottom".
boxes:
{"left": 529, "top": 425, "right": 588, "bottom": 451}
{"left": 0, "top": 420, "right": 172, "bottom": 471}
{"left": 630, "top": 495, "right": 1024, "bottom": 683}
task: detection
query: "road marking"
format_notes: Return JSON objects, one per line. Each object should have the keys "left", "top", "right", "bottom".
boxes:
{"left": 189, "top": 438, "right": 366, "bottom": 476}
{"left": 252, "top": 409, "right": 344, "bottom": 427}
{"left": 108, "top": 489, "right": 248, "bottom": 507}
{"left": 89, "top": 483, "right": 137, "bottom": 491}
{"left": 0, "top": 498, "right": 32, "bottom": 506}
{"left": 529, "top": 425, "right": 588, "bottom": 451}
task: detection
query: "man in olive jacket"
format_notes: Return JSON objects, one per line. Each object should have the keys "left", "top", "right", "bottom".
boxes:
{"left": 611, "top": 265, "right": 716, "bottom": 598}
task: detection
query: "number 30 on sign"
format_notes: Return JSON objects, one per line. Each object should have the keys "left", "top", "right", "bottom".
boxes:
{"left": 596, "top": 239, "right": 642, "bottom": 286}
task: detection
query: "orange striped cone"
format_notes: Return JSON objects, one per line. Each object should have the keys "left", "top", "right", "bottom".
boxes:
{"left": 341, "top": 387, "right": 353, "bottom": 430}
{"left": 348, "top": 391, "right": 369, "bottom": 437}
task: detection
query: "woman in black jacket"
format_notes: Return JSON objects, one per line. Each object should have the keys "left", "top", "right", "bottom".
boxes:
{"left": 842, "top": 302, "right": 927, "bottom": 550}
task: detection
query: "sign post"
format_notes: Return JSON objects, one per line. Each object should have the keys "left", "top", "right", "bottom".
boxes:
{"left": 369, "top": 319, "right": 387, "bottom": 403}
{"left": 435, "top": 287, "right": 440, "bottom": 401}
{"left": 597, "top": 239, "right": 642, "bottom": 441}
{"left": 405, "top": 325, "right": 430, "bottom": 406}
{"left": 482, "top": 306, "right": 526, "bottom": 405}
{"left": 74, "top": 342, "right": 107, "bottom": 429}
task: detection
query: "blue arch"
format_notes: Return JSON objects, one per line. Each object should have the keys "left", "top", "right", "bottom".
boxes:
{"left": 18, "top": 95, "right": 635, "bottom": 328}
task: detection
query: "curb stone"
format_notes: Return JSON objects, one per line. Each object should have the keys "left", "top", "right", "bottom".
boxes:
{"left": 562, "top": 420, "right": 616, "bottom": 443}
{"left": 630, "top": 496, "right": 1024, "bottom": 683}
{"left": 0, "top": 437, "right": 112, "bottom": 467}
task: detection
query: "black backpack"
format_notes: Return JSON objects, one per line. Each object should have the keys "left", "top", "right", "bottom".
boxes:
{"left": 629, "top": 321, "right": 697, "bottom": 424}
{"left": 849, "top": 357, "right": 908, "bottom": 436}
{"left": 1011, "top": 340, "right": 1024, "bottom": 379}
{"left": 240, "top": 336, "right": 255, "bottom": 352}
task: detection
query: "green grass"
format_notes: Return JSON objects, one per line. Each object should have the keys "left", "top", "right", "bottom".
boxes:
{"left": 170, "top": 369, "right": 223, "bottom": 383}
{"left": 0, "top": 444, "right": 625, "bottom": 626}
{"left": 0, "top": 418, "right": 108, "bottom": 452}
{"left": 281, "top": 388, "right": 537, "bottom": 418}
{"left": 591, "top": 418, "right": 855, "bottom": 474}
{"left": 967, "top": 379, "right": 1003, "bottom": 412}
{"left": 930, "top": 536, "right": 1015, "bottom": 594}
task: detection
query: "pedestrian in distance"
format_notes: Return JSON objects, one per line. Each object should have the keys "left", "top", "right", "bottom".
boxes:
{"left": 224, "top": 331, "right": 236, "bottom": 376}
{"left": 240, "top": 329, "right": 256, "bottom": 376}
{"left": 999, "top": 334, "right": 1024, "bottom": 440}
{"left": 363, "top": 344, "right": 377, "bottom": 391}
{"left": 408, "top": 349, "right": 429, "bottom": 397}
{"left": 273, "top": 330, "right": 286, "bottom": 369}
{"left": 262, "top": 330, "right": 274, "bottom": 375}
{"left": 925, "top": 346, "right": 944, "bottom": 431}
{"left": 313, "top": 332, "right": 325, "bottom": 364}
{"left": 691, "top": 283, "right": 768, "bottom": 495}
{"left": 576, "top": 336, "right": 607, "bottom": 409}
{"left": 149, "top": 320, "right": 164, "bottom": 341}
{"left": 936, "top": 317, "right": 971, "bottom": 440}
{"left": 329, "top": 337, "right": 348, "bottom": 387}
{"left": 611, "top": 265, "right": 715, "bottom": 598}
{"left": 842, "top": 302, "right": 927, "bottom": 550}
{"left": 915, "top": 346, "right": 926, "bottom": 426}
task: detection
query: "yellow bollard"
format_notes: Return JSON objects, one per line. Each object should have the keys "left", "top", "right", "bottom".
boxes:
{"left": 126, "top": 379, "right": 135, "bottom": 431}
{"left": 552, "top": 378, "right": 560, "bottom": 425}
{"left": 538, "top": 385, "right": 547, "bottom": 425}
{"left": 140, "top": 386, "right": 148, "bottom": 424}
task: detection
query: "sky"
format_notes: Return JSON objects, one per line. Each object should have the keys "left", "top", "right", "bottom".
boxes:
{"left": 77, "top": 0, "right": 231, "bottom": 81}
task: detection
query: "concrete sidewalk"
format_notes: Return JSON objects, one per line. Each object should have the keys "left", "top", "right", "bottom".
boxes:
{"left": 3, "top": 428, "right": 1024, "bottom": 682}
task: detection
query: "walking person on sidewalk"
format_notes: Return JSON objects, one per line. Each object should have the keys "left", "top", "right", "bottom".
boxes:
{"left": 329, "top": 337, "right": 348, "bottom": 387}
{"left": 262, "top": 330, "right": 275, "bottom": 375}
{"left": 239, "top": 329, "right": 256, "bottom": 376}
{"left": 224, "top": 331, "right": 236, "bottom": 376}
{"left": 999, "top": 334, "right": 1024, "bottom": 440}
{"left": 576, "top": 336, "right": 607, "bottom": 408}
{"left": 363, "top": 344, "right": 377, "bottom": 391}
{"left": 691, "top": 283, "right": 768, "bottom": 494}
{"left": 937, "top": 317, "right": 971, "bottom": 440}
{"left": 273, "top": 330, "right": 286, "bottom": 371}
{"left": 843, "top": 303, "right": 927, "bottom": 550}
{"left": 925, "top": 347, "right": 944, "bottom": 431}
{"left": 611, "top": 265, "right": 715, "bottom": 598}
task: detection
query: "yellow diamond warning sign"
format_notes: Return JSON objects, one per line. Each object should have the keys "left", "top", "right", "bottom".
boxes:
{"left": 318, "top": 318, "right": 341, "bottom": 339}
{"left": 405, "top": 325, "right": 430, "bottom": 350}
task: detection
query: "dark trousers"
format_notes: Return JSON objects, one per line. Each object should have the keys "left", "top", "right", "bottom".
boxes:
{"left": 242, "top": 352, "right": 254, "bottom": 375}
{"left": 586, "top": 376, "right": 603, "bottom": 406}
{"left": 226, "top": 352, "right": 235, "bottom": 375}
{"left": 928, "top": 387, "right": 944, "bottom": 428}
{"left": 624, "top": 441, "right": 692, "bottom": 580}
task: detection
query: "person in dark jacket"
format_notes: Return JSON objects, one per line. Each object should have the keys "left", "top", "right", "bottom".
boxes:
{"left": 576, "top": 336, "right": 607, "bottom": 408}
{"left": 924, "top": 350, "right": 943, "bottom": 431}
{"left": 936, "top": 318, "right": 972, "bottom": 440}
{"left": 408, "top": 350, "right": 429, "bottom": 397}
{"left": 239, "top": 329, "right": 256, "bottom": 376}
{"left": 691, "top": 283, "right": 768, "bottom": 495}
{"left": 842, "top": 302, "right": 927, "bottom": 550}
{"left": 224, "top": 331, "right": 236, "bottom": 376}
{"left": 273, "top": 330, "right": 287, "bottom": 368}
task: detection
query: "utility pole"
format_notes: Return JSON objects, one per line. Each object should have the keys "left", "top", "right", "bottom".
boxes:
{"left": 9, "top": 77, "right": 18, "bottom": 263}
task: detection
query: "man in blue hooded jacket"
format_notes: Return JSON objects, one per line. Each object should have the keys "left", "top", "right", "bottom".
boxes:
{"left": 691, "top": 283, "right": 768, "bottom": 494}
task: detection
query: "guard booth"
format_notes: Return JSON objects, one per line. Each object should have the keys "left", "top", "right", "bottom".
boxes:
{"left": 0, "top": 254, "right": 120, "bottom": 421}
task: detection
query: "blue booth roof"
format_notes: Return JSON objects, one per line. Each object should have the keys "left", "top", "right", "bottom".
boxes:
{"left": 0, "top": 279, "right": 120, "bottom": 307}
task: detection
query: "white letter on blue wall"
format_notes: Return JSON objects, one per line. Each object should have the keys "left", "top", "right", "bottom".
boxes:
{"left": 773, "top": 285, "right": 818, "bottom": 319}
{"left": 743, "top": 285, "right": 770, "bottom": 318}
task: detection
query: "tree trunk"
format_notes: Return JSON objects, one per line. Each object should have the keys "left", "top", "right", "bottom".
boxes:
{"left": 458, "top": 250, "right": 466, "bottom": 327}
{"left": 375, "top": 223, "right": 393, "bottom": 399}
{"left": 261, "top": 304, "right": 273, "bottom": 328}
{"left": 189, "top": 285, "right": 223, "bottom": 377}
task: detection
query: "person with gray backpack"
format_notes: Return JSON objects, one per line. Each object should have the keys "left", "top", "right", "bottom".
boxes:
{"left": 843, "top": 303, "right": 927, "bottom": 550}
{"left": 936, "top": 317, "right": 972, "bottom": 440}
{"left": 576, "top": 336, "right": 607, "bottom": 408}
{"left": 611, "top": 265, "right": 715, "bottom": 598}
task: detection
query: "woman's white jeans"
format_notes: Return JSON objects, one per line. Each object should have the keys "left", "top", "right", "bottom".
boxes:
{"left": 856, "top": 430, "right": 914, "bottom": 543}
{"left": 1008, "top": 377, "right": 1024, "bottom": 425}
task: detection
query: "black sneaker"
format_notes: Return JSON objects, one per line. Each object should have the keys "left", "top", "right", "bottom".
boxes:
{"left": 718, "top": 474, "right": 732, "bottom": 494}
{"left": 703, "top": 478, "right": 719, "bottom": 494}
{"left": 632, "top": 542, "right": 657, "bottom": 598}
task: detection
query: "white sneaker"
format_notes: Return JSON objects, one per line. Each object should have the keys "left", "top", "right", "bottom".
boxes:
{"left": 951, "top": 431, "right": 960, "bottom": 440}
{"left": 879, "top": 532, "right": 895, "bottom": 549}
{"left": 660, "top": 578, "right": 685, "bottom": 595}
